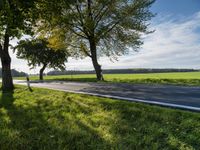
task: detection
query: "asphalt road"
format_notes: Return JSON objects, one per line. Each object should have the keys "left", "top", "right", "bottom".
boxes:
{"left": 14, "top": 80, "right": 200, "bottom": 111}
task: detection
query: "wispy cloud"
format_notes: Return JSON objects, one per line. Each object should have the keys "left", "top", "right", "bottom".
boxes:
{"left": 98, "top": 12, "right": 200, "bottom": 69}
{"left": 123, "top": 12, "right": 200, "bottom": 69}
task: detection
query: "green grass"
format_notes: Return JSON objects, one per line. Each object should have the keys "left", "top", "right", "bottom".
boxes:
{"left": 16, "top": 71, "right": 200, "bottom": 86}
{"left": 0, "top": 86, "right": 200, "bottom": 149}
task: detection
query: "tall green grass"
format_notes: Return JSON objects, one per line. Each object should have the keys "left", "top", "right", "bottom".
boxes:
{"left": 0, "top": 86, "right": 200, "bottom": 149}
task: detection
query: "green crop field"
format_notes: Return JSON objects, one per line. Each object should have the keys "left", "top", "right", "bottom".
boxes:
{"left": 0, "top": 86, "right": 200, "bottom": 149}
{"left": 15, "top": 72, "right": 200, "bottom": 86}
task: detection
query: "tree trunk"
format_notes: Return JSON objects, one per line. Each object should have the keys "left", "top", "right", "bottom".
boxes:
{"left": 0, "top": 30, "right": 14, "bottom": 92}
{"left": 86, "top": 0, "right": 103, "bottom": 81}
{"left": 39, "top": 64, "right": 47, "bottom": 80}
{"left": 92, "top": 57, "right": 104, "bottom": 81}
{"left": 89, "top": 38, "right": 104, "bottom": 81}
{"left": 1, "top": 55, "right": 14, "bottom": 92}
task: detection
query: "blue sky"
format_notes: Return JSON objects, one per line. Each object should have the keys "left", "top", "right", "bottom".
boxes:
{"left": 10, "top": 0, "right": 200, "bottom": 73}
{"left": 152, "top": 0, "right": 200, "bottom": 16}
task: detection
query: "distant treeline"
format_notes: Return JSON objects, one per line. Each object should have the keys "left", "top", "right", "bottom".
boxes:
{"left": 47, "top": 69, "right": 199, "bottom": 75}
{"left": 0, "top": 69, "right": 27, "bottom": 77}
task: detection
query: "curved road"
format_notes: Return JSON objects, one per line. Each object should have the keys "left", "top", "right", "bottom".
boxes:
{"left": 14, "top": 80, "right": 200, "bottom": 111}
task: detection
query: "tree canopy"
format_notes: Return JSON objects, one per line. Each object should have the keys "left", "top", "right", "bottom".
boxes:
{"left": 37, "top": 0, "right": 155, "bottom": 80}
{"left": 0, "top": 0, "right": 36, "bottom": 39}
{"left": 0, "top": 0, "right": 155, "bottom": 90}
{"left": 15, "top": 38, "right": 69, "bottom": 80}
{"left": 0, "top": 0, "right": 36, "bottom": 91}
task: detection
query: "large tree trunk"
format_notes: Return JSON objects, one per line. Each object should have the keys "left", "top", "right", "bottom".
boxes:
{"left": 92, "top": 57, "right": 104, "bottom": 81}
{"left": 0, "top": 30, "right": 14, "bottom": 92}
{"left": 89, "top": 39, "right": 104, "bottom": 81}
{"left": 87, "top": 0, "right": 103, "bottom": 80}
{"left": 39, "top": 64, "right": 47, "bottom": 80}
{"left": 1, "top": 54, "right": 14, "bottom": 92}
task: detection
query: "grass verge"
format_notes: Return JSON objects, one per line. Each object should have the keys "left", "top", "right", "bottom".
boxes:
{"left": 0, "top": 86, "right": 200, "bottom": 149}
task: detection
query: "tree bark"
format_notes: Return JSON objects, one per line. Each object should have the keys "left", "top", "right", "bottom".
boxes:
{"left": 92, "top": 57, "right": 104, "bottom": 81}
{"left": 89, "top": 38, "right": 104, "bottom": 81}
{"left": 0, "top": 30, "right": 14, "bottom": 92}
{"left": 86, "top": 0, "right": 103, "bottom": 81}
{"left": 39, "top": 64, "right": 47, "bottom": 80}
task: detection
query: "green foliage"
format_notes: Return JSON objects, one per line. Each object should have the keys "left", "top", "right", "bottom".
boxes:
{"left": 14, "top": 38, "right": 69, "bottom": 70}
{"left": 0, "top": 86, "right": 199, "bottom": 149}
{"left": 35, "top": 0, "right": 155, "bottom": 80}
{"left": 0, "top": 0, "right": 36, "bottom": 40}
{"left": 37, "top": 0, "right": 155, "bottom": 59}
{"left": 0, "top": 0, "right": 37, "bottom": 91}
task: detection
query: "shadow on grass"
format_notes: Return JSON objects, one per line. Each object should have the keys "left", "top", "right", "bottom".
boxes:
{"left": 0, "top": 88, "right": 199, "bottom": 149}
{"left": 0, "top": 89, "right": 111, "bottom": 150}
{"left": 0, "top": 91, "right": 15, "bottom": 109}
{"left": 47, "top": 77, "right": 99, "bottom": 83}
{"left": 109, "top": 78, "right": 200, "bottom": 86}
{"left": 28, "top": 87, "right": 33, "bottom": 92}
{"left": 46, "top": 77, "right": 200, "bottom": 86}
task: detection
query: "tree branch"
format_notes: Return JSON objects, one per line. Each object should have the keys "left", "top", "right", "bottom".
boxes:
{"left": 4, "top": 27, "right": 10, "bottom": 53}
{"left": 93, "top": 1, "right": 111, "bottom": 27}
{"left": 68, "top": 42, "right": 92, "bottom": 57}
{"left": 97, "top": 20, "right": 120, "bottom": 40}
{"left": 75, "top": 1, "right": 90, "bottom": 37}
{"left": 94, "top": 7, "right": 109, "bottom": 30}
{"left": 0, "top": 44, "right": 3, "bottom": 57}
{"left": 82, "top": 48, "right": 92, "bottom": 57}
{"left": 70, "top": 27, "right": 88, "bottom": 39}
{"left": 94, "top": 4, "right": 107, "bottom": 21}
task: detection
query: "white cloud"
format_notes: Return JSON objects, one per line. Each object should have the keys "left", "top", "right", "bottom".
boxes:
{"left": 8, "top": 11, "right": 200, "bottom": 73}
{"left": 125, "top": 12, "right": 200, "bottom": 69}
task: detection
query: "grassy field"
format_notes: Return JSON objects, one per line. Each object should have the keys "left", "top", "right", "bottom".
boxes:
{"left": 0, "top": 86, "right": 200, "bottom": 149}
{"left": 16, "top": 71, "right": 200, "bottom": 86}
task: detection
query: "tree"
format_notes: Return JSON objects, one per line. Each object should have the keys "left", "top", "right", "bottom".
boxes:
{"left": 15, "top": 38, "right": 69, "bottom": 80}
{"left": 38, "top": 0, "right": 155, "bottom": 81}
{"left": 0, "top": 0, "right": 36, "bottom": 91}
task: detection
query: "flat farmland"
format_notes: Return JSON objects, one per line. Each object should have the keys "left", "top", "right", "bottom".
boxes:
{"left": 15, "top": 72, "right": 200, "bottom": 86}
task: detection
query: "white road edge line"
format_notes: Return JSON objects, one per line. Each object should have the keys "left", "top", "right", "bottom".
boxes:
{"left": 28, "top": 85, "right": 200, "bottom": 112}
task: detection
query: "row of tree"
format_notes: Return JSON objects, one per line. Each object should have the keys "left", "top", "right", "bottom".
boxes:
{"left": 14, "top": 39, "right": 68, "bottom": 80}
{"left": 0, "top": 0, "right": 155, "bottom": 91}
{"left": 47, "top": 69, "right": 199, "bottom": 75}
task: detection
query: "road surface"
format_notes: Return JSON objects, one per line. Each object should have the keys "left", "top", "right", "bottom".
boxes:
{"left": 14, "top": 80, "right": 200, "bottom": 111}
